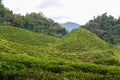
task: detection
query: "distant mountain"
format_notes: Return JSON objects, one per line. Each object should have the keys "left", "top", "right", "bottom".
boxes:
{"left": 60, "top": 22, "right": 80, "bottom": 31}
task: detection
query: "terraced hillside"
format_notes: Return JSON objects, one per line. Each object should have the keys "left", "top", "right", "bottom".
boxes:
{"left": 0, "top": 26, "right": 120, "bottom": 80}
{"left": 0, "top": 26, "right": 57, "bottom": 46}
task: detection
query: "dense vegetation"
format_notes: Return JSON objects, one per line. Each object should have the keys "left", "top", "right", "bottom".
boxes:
{"left": 0, "top": 26, "right": 57, "bottom": 46}
{"left": 0, "top": 4, "right": 67, "bottom": 37}
{"left": 1, "top": 1, "right": 120, "bottom": 80}
{"left": 0, "top": 26, "right": 120, "bottom": 80}
{"left": 57, "top": 28, "right": 110, "bottom": 52}
{"left": 83, "top": 13, "right": 120, "bottom": 44}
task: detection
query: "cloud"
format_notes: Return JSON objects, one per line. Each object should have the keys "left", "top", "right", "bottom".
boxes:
{"left": 3, "top": 0, "right": 120, "bottom": 24}
{"left": 38, "top": 0, "right": 62, "bottom": 9}
{"left": 52, "top": 16, "right": 71, "bottom": 20}
{"left": 50, "top": 16, "right": 73, "bottom": 23}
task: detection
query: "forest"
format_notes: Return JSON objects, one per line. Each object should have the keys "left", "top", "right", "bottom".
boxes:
{"left": 83, "top": 13, "right": 120, "bottom": 44}
{"left": 0, "top": 0, "right": 120, "bottom": 80}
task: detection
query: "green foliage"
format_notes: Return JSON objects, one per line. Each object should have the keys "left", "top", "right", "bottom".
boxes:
{"left": 57, "top": 28, "right": 110, "bottom": 52}
{"left": 0, "top": 52, "right": 120, "bottom": 80}
{"left": 23, "top": 13, "right": 67, "bottom": 37}
{"left": 0, "top": 4, "right": 14, "bottom": 25}
{"left": 105, "top": 24, "right": 120, "bottom": 44}
{"left": 0, "top": 26, "right": 57, "bottom": 46}
{"left": 0, "top": 26, "right": 120, "bottom": 79}
{"left": 0, "top": 39, "right": 16, "bottom": 53}
{"left": 113, "top": 47, "right": 120, "bottom": 63}
{"left": 83, "top": 13, "right": 120, "bottom": 44}
{"left": 12, "top": 15, "right": 23, "bottom": 27}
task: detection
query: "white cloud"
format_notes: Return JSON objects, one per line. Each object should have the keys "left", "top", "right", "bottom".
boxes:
{"left": 3, "top": 0, "right": 41, "bottom": 14}
{"left": 3, "top": 0, "right": 120, "bottom": 25}
{"left": 38, "top": 0, "right": 62, "bottom": 9}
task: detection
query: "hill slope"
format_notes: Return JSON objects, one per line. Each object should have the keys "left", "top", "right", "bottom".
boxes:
{"left": 0, "top": 26, "right": 120, "bottom": 80}
{"left": 0, "top": 26, "right": 57, "bottom": 46}
{"left": 57, "top": 28, "right": 110, "bottom": 52}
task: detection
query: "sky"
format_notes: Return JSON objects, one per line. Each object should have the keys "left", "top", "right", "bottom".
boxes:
{"left": 3, "top": 0, "right": 120, "bottom": 25}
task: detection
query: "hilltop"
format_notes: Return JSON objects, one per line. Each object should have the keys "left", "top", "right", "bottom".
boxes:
{"left": 57, "top": 28, "right": 110, "bottom": 52}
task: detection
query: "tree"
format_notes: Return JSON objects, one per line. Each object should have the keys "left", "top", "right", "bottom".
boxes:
{"left": 12, "top": 16, "right": 23, "bottom": 27}
{"left": 23, "top": 12, "right": 67, "bottom": 37}
{"left": 83, "top": 13, "right": 120, "bottom": 44}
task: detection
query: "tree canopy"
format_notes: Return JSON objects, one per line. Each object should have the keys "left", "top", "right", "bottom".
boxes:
{"left": 83, "top": 13, "right": 120, "bottom": 44}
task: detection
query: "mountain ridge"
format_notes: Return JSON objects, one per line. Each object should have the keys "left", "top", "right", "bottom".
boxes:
{"left": 60, "top": 22, "right": 80, "bottom": 31}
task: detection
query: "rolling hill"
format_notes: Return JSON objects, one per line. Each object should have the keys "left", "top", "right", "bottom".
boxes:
{"left": 0, "top": 26, "right": 57, "bottom": 46}
{"left": 0, "top": 26, "right": 120, "bottom": 80}
{"left": 57, "top": 28, "right": 111, "bottom": 52}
